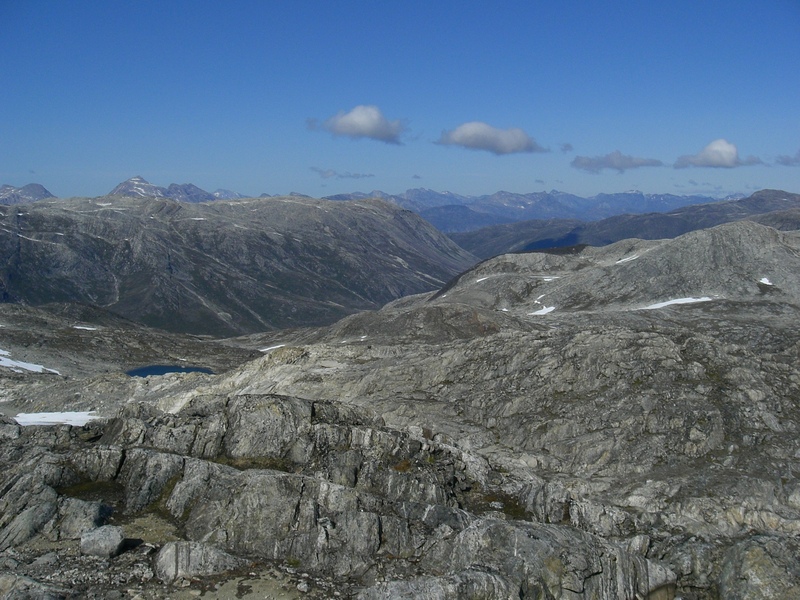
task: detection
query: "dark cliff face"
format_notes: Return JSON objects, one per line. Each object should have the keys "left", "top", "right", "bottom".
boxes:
{"left": 0, "top": 196, "right": 477, "bottom": 336}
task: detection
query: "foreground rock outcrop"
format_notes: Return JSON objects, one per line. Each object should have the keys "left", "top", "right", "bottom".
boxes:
{"left": 0, "top": 399, "right": 675, "bottom": 598}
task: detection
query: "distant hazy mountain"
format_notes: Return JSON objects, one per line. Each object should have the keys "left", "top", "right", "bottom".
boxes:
{"left": 451, "top": 189, "right": 800, "bottom": 258}
{"left": 0, "top": 195, "right": 477, "bottom": 336}
{"left": 0, "top": 183, "right": 56, "bottom": 205}
{"left": 109, "top": 176, "right": 168, "bottom": 198}
{"left": 108, "top": 176, "right": 222, "bottom": 202}
{"left": 326, "top": 188, "right": 730, "bottom": 232}
{"left": 166, "top": 183, "right": 215, "bottom": 202}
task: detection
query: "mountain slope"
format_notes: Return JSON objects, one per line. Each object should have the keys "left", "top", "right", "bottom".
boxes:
{"left": 0, "top": 196, "right": 477, "bottom": 336}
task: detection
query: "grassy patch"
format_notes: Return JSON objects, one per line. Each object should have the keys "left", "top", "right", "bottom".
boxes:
{"left": 214, "top": 455, "right": 298, "bottom": 473}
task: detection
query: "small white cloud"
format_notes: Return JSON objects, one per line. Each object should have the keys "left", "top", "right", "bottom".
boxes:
{"left": 560, "top": 143, "right": 574, "bottom": 153}
{"left": 314, "top": 105, "right": 406, "bottom": 144}
{"left": 571, "top": 150, "right": 663, "bottom": 173}
{"left": 311, "top": 167, "right": 374, "bottom": 180}
{"left": 674, "top": 139, "right": 762, "bottom": 168}
{"left": 776, "top": 149, "right": 800, "bottom": 166}
{"left": 437, "top": 121, "right": 546, "bottom": 155}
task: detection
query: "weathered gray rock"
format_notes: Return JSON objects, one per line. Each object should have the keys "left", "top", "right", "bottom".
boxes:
{"left": 718, "top": 535, "right": 800, "bottom": 599}
{"left": 0, "top": 473, "right": 59, "bottom": 551}
{"left": 116, "top": 448, "right": 184, "bottom": 513}
{"left": 0, "top": 573, "right": 69, "bottom": 600}
{"left": 51, "top": 497, "right": 109, "bottom": 540}
{"left": 154, "top": 541, "right": 248, "bottom": 583}
{"left": 0, "top": 415, "right": 20, "bottom": 441}
{"left": 80, "top": 525, "right": 124, "bottom": 558}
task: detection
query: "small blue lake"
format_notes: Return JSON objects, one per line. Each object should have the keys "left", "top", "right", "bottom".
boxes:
{"left": 126, "top": 365, "right": 214, "bottom": 377}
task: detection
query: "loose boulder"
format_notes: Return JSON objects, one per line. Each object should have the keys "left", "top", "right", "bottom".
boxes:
{"left": 155, "top": 541, "right": 248, "bottom": 583}
{"left": 80, "top": 525, "right": 124, "bottom": 558}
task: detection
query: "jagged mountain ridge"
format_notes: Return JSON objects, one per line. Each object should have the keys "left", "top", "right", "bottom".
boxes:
{"left": 0, "top": 195, "right": 476, "bottom": 336}
{"left": 1, "top": 178, "right": 732, "bottom": 234}
{"left": 4, "top": 219, "right": 800, "bottom": 597}
{"left": 452, "top": 188, "right": 800, "bottom": 258}
{"left": 108, "top": 176, "right": 216, "bottom": 202}
{"left": 326, "top": 188, "right": 728, "bottom": 232}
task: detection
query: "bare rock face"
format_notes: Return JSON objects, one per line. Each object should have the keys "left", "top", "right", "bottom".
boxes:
{"left": 718, "top": 536, "right": 800, "bottom": 600}
{"left": 0, "top": 573, "right": 70, "bottom": 600}
{"left": 0, "top": 395, "right": 673, "bottom": 598}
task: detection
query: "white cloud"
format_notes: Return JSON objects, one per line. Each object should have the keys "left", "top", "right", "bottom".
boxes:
{"left": 571, "top": 150, "right": 663, "bottom": 173}
{"left": 311, "top": 167, "right": 374, "bottom": 179}
{"left": 776, "top": 149, "right": 800, "bottom": 166}
{"left": 437, "top": 121, "right": 546, "bottom": 155}
{"left": 314, "top": 105, "right": 406, "bottom": 144}
{"left": 674, "top": 139, "right": 762, "bottom": 168}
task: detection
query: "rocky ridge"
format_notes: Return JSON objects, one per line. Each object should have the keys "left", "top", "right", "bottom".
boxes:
{"left": 2, "top": 220, "right": 800, "bottom": 598}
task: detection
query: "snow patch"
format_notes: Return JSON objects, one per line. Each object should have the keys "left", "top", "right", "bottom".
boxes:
{"left": 190, "top": 218, "right": 206, "bottom": 221}
{"left": 476, "top": 277, "right": 489, "bottom": 283}
{"left": 72, "top": 326, "right": 97, "bottom": 331}
{"left": 0, "top": 348, "right": 60, "bottom": 374}
{"left": 528, "top": 306, "right": 556, "bottom": 315}
{"left": 542, "top": 277, "right": 560, "bottom": 282}
{"left": 616, "top": 255, "right": 639, "bottom": 264}
{"left": 14, "top": 412, "right": 99, "bottom": 426}
{"left": 759, "top": 277, "right": 773, "bottom": 286}
{"left": 260, "top": 344, "right": 286, "bottom": 353}
{"left": 639, "top": 297, "right": 713, "bottom": 310}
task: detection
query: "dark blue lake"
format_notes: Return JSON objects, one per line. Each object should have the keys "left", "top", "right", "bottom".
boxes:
{"left": 126, "top": 365, "right": 214, "bottom": 377}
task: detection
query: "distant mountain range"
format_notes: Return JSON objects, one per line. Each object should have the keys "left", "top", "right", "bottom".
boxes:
{"left": 3, "top": 177, "right": 744, "bottom": 233}
{"left": 450, "top": 189, "right": 800, "bottom": 258}
{"left": 108, "top": 176, "right": 249, "bottom": 202}
{"left": 325, "top": 188, "right": 740, "bottom": 232}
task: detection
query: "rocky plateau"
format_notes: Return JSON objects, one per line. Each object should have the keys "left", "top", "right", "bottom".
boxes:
{"left": 1, "top": 202, "right": 800, "bottom": 598}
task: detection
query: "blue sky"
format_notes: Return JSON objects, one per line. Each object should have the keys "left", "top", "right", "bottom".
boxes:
{"left": 2, "top": 0, "right": 799, "bottom": 198}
